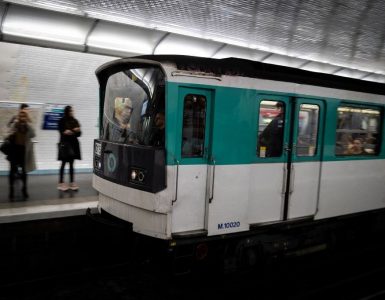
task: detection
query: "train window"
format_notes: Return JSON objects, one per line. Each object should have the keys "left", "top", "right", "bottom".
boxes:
{"left": 335, "top": 106, "right": 381, "bottom": 156}
{"left": 181, "top": 94, "right": 207, "bottom": 158}
{"left": 296, "top": 104, "right": 320, "bottom": 156}
{"left": 257, "top": 100, "right": 285, "bottom": 158}
{"left": 102, "top": 67, "right": 165, "bottom": 146}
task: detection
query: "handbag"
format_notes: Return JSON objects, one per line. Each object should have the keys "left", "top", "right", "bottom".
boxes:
{"left": 58, "top": 142, "right": 75, "bottom": 160}
{"left": 0, "top": 135, "right": 15, "bottom": 156}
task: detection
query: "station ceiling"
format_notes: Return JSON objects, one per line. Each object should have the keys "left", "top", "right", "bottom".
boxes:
{"left": 1, "top": 0, "right": 385, "bottom": 83}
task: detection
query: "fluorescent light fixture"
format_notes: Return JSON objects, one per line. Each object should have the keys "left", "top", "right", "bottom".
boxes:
{"left": 87, "top": 21, "right": 165, "bottom": 55}
{"left": 35, "top": 1, "right": 81, "bottom": 14}
{"left": 362, "top": 74, "right": 385, "bottom": 83}
{"left": 300, "top": 61, "right": 341, "bottom": 74}
{"left": 334, "top": 68, "right": 371, "bottom": 79}
{"left": 262, "top": 54, "right": 308, "bottom": 68}
{"left": 3, "top": 32, "right": 85, "bottom": 45}
{"left": 84, "top": 9, "right": 251, "bottom": 50}
{"left": 213, "top": 45, "right": 270, "bottom": 61}
{"left": 3, "top": 5, "right": 92, "bottom": 45}
{"left": 84, "top": 11, "right": 149, "bottom": 29}
{"left": 154, "top": 33, "right": 222, "bottom": 57}
{"left": 373, "top": 70, "right": 385, "bottom": 75}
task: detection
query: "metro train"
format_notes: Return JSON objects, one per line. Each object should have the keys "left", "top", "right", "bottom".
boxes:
{"left": 92, "top": 55, "right": 385, "bottom": 272}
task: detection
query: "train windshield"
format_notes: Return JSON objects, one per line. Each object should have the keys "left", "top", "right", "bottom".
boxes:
{"left": 101, "top": 67, "right": 165, "bottom": 146}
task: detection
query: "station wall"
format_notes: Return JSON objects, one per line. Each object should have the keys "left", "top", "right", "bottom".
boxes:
{"left": 0, "top": 42, "right": 117, "bottom": 173}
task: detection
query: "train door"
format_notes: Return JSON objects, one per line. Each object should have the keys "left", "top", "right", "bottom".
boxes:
{"left": 171, "top": 87, "right": 213, "bottom": 234}
{"left": 256, "top": 96, "right": 324, "bottom": 222}
{"left": 286, "top": 98, "right": 324, "bottom": 219}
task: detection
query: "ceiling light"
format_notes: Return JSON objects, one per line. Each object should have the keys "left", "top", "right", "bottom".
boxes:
{"left": 3, "top": 5, "right": 92, "bottom": 46}
{"left": 154, "top": 33, "right": 222, "bottom": 57}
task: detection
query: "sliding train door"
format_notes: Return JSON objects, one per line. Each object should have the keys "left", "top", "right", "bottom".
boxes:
{"left": 255, "top": 96, "right": 324, "bottom": 222}
{"left": 287, "top": 98, "right": 324, "bottom": 219}
{"left": 171, "top": 87, "right": 213, "bottom": 234}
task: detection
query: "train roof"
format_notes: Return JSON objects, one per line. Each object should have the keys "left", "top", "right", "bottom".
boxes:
{"left": 97, "top": 55, "right": 385, "bottom": 96}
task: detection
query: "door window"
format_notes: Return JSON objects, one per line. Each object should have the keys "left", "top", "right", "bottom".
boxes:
{"left": 181, "top": 94, "right": 207, "bottom": 158}
{"left": 258, "top": 100, "right": 285, "bottom": 158}
{"left": 296, "top": 104, "right": 320, "bottom": 156}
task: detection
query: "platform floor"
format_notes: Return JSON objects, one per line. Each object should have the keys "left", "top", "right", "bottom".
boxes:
{"left": 0, "top": 173, "right": 98, "bottom": 223}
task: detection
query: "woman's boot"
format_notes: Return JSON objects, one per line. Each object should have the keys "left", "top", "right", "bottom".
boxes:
{"left": 9, "top": 186, "right": 14, "bottom": 199}
{"left": 22, "top": 185, "right": 29, "bottom": 198}
{"left": 22, "top": 172, "right": 28, "bottom": 198}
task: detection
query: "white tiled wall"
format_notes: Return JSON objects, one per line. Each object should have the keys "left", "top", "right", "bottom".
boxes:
{"left": 0, "top": 42, "right": 117, "bottom": 172}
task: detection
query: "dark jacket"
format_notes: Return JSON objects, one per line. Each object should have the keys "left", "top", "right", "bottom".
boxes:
{"left": 150, "top": 128, "right": 165, "bottom": 147}
{"left": 7, "top": 123, "right": 36, "bottom": 172}
{"left": 259, "top": 113, "right": 284, "bottom": 157}
{"left": 58, "top": 117, "right": 81, "bottom": 161}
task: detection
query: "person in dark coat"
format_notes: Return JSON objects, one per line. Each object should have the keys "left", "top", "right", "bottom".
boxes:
{"left": 258, "top": 102, "right": 285, "bottom": 157}
{"left": 7, "top": 103, "right": 31, "bottom": 129}
{"left": 8, "top": 110, "right": 36, "bottom": 199}
{"left": 57, "top": 106, "right": 81, "bottom": 191}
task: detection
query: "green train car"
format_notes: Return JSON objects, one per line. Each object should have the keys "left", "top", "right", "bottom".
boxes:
{"left": 92, "top": 55, "right": 385, "bottom": 269}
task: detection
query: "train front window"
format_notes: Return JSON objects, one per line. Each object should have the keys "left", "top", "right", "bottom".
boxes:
{"left": 101, "top": 67, "right": 165, "bottom": 146}
{"left": 335, "top": 106, "right": 381, "bottom": 156}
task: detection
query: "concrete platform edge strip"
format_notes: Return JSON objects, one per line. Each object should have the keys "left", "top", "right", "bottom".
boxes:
{"left": 0, "top": 168, "right": 93, "bottom": 176}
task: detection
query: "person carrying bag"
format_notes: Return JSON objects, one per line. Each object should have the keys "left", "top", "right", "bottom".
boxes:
{"left": 57, "top": 105, "right": 81, "bottom": 191}
{"left": 58, "top": 141, "right": 75, "bottom": 161}
{"left": 7, "top": 111, "right": 36, "bottom": 199}
{"left": 0, "top": 134, "right": 15, "bottom": 157}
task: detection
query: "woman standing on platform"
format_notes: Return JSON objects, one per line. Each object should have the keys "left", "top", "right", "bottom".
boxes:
{"left": 8, "top": 110, "right": 36, "bottom": 199}
{"left": 57, "top": 106, "right": 81, "bottom": 191}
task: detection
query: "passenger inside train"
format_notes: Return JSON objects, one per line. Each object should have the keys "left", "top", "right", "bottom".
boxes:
{"left": 150, "top": 111, "right": 165, "bottom": 147}
{"left": 335, "top": 106, "right": 380, "bottom": 156}
{"left": 258, "top": 101, "right": 285, "bottom": 157}
{"left": 344, "top": 138, "right": 368, "bottom": 155}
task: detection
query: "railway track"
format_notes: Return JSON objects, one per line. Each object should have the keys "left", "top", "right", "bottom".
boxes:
{"left": 1, "top": 240, "right": 384, "bottom": 300}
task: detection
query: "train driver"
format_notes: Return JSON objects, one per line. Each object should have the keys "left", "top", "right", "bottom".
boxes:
{"left": 150, "top": 111, "right": 165, "bottom": 147}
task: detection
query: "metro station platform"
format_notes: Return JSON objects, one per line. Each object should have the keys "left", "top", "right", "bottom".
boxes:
{"left": 0, "top": 173, "right": 98, "bottom": 223}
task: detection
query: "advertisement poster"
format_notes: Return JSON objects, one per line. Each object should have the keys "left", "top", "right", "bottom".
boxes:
{"left": 42, "top": 104, "right": 66, "bottom": 130}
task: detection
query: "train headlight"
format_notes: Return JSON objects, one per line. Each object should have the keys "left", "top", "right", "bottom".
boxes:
{"left": 138, "top": 171, "right": 145, "bottom": 182}
{"left": 94, "top": 159, "right": 102, "bottom": 169}
{"left": 130, "top": 168, "right": 147, "bottom": 184}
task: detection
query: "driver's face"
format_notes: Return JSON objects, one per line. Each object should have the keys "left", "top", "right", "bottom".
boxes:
{"left": 121, "top": 105, "right": 132, "bottom": 124}
{"left": 155, "top": 113, "right": 165, "bottom": 128}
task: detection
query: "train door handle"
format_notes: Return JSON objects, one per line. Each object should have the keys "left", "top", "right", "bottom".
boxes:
{"left": 289, "top": 165, "right": 295, "bottom": 195}
{"left": 282, "top": 166, "right": 287, "bottom": 195}
{"left": 172, "top": 159, "right": 179, "bottom": 205}
{"left": 209, "top": 157, "right": 216, "bottom": 203}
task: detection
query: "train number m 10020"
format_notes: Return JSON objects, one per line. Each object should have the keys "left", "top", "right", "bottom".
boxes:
{"left": 218, "top": 221, "right": 241, "bottom": 230}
